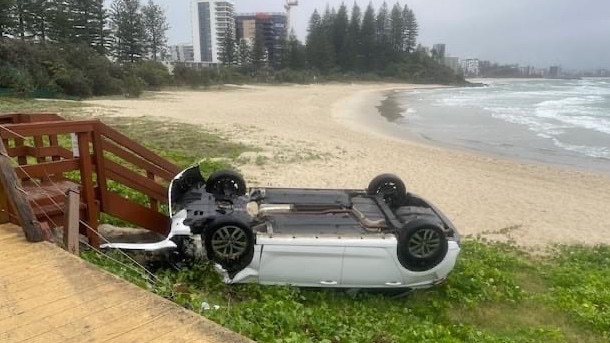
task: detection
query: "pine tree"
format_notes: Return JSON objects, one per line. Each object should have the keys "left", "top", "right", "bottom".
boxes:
{"left": 342, "top": 2, "right": 362, "bottom": 71}
{"left": 285, "top": 30, "right": 306, "bottom": 70}
{"left": 305, "top": 10, "right": 321, "bottom": 68}
{"left": 70, "top": 0, "right": 91, "bottom": 44}
{"left": 111, "top": 0, "right": 146, "bottom": 63}
{"left": 142, "top": 0, "right": 169, "bottom": 61}
{"left": 306, "top": 9, "right": 334, "bottom": 72}
{"left": 403, "top": 5, "right": 418, "bottom": 54}
{"left": 47, "top": 0, "right": 72, "bottom": 43}
{"left": 219, "top": 20, "right": 236, "bottom": 65}
{"left": 251, "top": 28, "right": 266, "bottom": 70}
{"left": 90, "top": 0, "right": 112, "bottom": 55}
{"left": 237, "top": 38, "right": 251, "bottom": 69}
{"left": 25, "top": 0, "right": 53, "bottom": 43}
{"left": 12, "top": 0, "right": 29, "bottom": 40}
{"left": 360, "top": 3, "right": 376, "bottom": 71}
{"left": 376, "top": 2, "right": 390, "bottom": 47}
{"left": 0, "top": 0, "right": 14, "bottom": 37}
{"left": 389, "top": 3, "right": 404, "bottom": 53}
{"left": 333, "top": 3, "right": 349, "bottom": 70}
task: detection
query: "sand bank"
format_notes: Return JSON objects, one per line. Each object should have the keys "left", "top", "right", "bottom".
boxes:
{"left": 85, "top": 84, "right": 610, "bottom": 247}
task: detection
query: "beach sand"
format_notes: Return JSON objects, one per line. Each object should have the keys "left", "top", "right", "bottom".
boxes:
{"left": 85, "top": 84, "right": 610, "bottom": 248}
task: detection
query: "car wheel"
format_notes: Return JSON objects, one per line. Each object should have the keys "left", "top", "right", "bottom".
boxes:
{"left": 367, "top": 173, "right": 406, "bottom": 208}
{"left": 205, "top": 169, "right": 247, "bottom": 198}
{"left": 203, "top": 217, "right": 254, "bottom": 273}
{"left": 397, "top": 219, "right": 448, "bottom": 272}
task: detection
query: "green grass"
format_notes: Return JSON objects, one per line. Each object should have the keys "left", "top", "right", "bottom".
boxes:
{"left": 96, "top": 116, "right": 254, "bottom": 169}
{"left": 0, "top": 96, "right": 86, "bottom": 114}
{"left": 82, "top": 240, "right": 610, "bottom": 343}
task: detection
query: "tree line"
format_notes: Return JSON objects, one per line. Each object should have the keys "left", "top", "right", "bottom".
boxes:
{"left": 220, "top": 1, "right": 419, "bottom": 71}
{"left": 219, "top": 1, "right": 460, "bottom": 84}
{"left": 0, "top": 1, "right": 463, "bottom": 98}
{"left": 0, "top": 0, "right": 171, "bottom": 98}
{"left": 0, "top": 0, "right": 168, "bottom": 61}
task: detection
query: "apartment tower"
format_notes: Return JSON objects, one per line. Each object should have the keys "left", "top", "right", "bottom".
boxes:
{"left": 191, "top": 0, "right": 235, "bottom": 63}
{"left": 235, "top": 13, "right": 287, "bottom": 66}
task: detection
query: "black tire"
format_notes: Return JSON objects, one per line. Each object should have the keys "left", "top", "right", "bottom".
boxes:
{"left": 203, "top": 217, "right": 254, "bottom": 273}
{"left": 367, "top": 174, "right": 407, "bottom": 209}
{"left": 205, "top": 169, "right": 247, "bottom": 198}
{"left": 397, "top": 219, "right": 448, "bottom": 272}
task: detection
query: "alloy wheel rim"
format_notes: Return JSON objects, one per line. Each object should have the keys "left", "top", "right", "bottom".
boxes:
{"left": 211, "top": 225, "right": 248, "bottom": 259}
{"left": 408, "top": 228, "right": 441, "bottom": 258}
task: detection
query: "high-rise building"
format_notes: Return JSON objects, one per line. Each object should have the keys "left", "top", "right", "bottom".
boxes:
{"left": 548, "top": 66, "right": 560, "bottom": 78}
{"left": 235, "top": 12, "right": 287, "bottom": 66}
{"left": 460, "top": 59, "right": 480, "bottom": 76}
{"left": 169, "top": 44, "right": 195, "bottom": 62}
{"left": 191, "top": 0, "right": 235, "bottom": 63}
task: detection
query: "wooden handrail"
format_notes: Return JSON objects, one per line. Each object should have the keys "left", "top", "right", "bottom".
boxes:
{"left": 7, "top": 146, "right": 73, "bottom": 160}
{"left": 97, "top": 123, "right": 181, "bottom": 177}
{"left": 0, "top": 113, "right": 65, "bottom": 124}
{"left": 0, "top": 120, "right": 97, "bottom": 138}
{"left": 0, "top": 114, "right": 181, "bottom": 246}
{"left": 101, "top": 138, "right": 176, "bottom": 181}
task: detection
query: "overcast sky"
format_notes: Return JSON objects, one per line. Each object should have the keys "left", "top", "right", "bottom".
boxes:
{"left": 115, "top": 0, "right": 610, "bottom": 70}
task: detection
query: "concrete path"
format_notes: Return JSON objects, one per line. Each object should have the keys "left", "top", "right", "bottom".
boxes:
{"left": 0, "top": 224, "right": 252, "bottom": 343}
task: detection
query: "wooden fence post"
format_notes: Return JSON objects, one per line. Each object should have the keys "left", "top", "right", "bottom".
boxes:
{"left": 0, "top": 139, "right": 44, "bottom": 242}
{"left": 63, "top": 189, "right": 80, "bottom": 255}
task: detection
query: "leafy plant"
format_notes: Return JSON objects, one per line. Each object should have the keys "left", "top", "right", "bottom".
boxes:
{"left": 82, "top": 238, "right": 610, "bottom": 343}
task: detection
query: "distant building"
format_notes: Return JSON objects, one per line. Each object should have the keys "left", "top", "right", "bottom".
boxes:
{"left": 168, "top": 44, "right": 194, "bottom": 62}
{"left": 235, "top": 12, "right": 287, "bottom": 66}
{"left": 442, "top": 57, "right": 460, "bottom": 73}
{"left": 548, "top": 66, "right": 561, "bottom": 78}
{"left": 597, "top": 69, "right": 610, "bottom": 77}
{"left": 519, "top": 65, "right": 537, "bottom": 77}
{"left": 432, "top": 44, "right": 446, "bottom": 59}
{"left": 191, "top": 0, "right": 235, "bottom": 63}
{"left": 461, "top": 59, "right": 480, "bottom": 76}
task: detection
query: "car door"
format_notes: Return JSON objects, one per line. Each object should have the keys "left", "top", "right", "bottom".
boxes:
{"left": 341, "top": 246, "right": 405, "bottom": 288}
{"left": 258, "top": 242, "right": 345, "bottom": 287}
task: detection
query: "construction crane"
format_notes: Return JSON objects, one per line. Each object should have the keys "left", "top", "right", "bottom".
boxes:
{"left": 284, "top": 0, "right": 299, "bottom": 33}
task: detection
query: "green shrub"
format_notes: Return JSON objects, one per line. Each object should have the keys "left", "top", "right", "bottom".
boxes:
{"left": 274, "top": 69, "right": 315, "bottom": 84}
{"left": 133, "top": 61, "right": 171, "bottom": 89}
{"left": 54, "top": 69, "right": 93, "bottom": 98}
{"left": 0, "top": 64, "right": 33, "bottom": 94}
{"left": 123, "top": 75, "right": 145, "bottom": 98}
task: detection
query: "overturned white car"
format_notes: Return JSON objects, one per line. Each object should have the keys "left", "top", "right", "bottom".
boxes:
{"left": 104, "top": 166, "right": 461, "bottom": 290}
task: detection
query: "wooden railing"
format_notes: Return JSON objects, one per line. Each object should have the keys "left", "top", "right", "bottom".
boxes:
{"left": 0, "top": 113, "right": 181, "bottom": 247}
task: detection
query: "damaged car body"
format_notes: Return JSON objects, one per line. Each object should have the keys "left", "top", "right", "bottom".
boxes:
{"left": 103, "top": 164, "right": 461, "bottom": 290}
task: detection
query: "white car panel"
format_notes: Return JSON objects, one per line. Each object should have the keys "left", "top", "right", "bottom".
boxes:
{"left": 341, "top": 247, "right": 404, "bottom": 287}
{"left": 259, "top": 245, "right": 345, "bottom": 287}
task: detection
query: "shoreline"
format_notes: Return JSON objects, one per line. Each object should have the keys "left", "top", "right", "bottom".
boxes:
{"left": 83, "top": 84, "right": 610, "bottom": 247}
{"left": 359, "top": 86, "right": 610, "bottom": 177}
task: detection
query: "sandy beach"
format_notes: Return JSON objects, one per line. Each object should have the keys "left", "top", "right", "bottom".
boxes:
{"left": 85, "top": 84, "right": 610, "bottom": 248}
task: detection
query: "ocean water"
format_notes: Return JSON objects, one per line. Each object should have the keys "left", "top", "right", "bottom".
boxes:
{"left": 384, "top": 78, "right": 610, "bottom": 174}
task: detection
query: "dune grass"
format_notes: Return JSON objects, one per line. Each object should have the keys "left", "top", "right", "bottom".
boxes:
{"left": 0, "top": 96, "right": 85, "bottom": 114}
